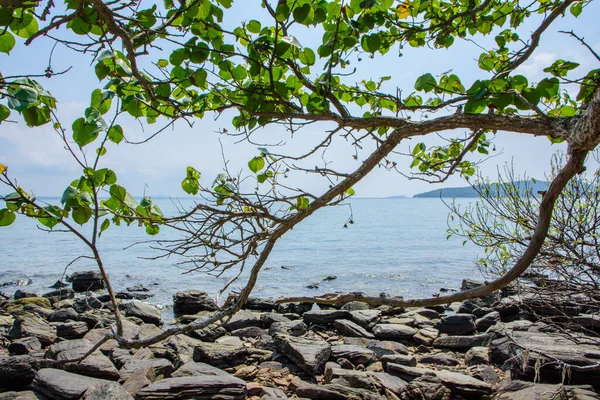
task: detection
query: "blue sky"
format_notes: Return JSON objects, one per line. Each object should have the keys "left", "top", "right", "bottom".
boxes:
{"left": 1, "top": 1, "right": 599, "bottom": 198}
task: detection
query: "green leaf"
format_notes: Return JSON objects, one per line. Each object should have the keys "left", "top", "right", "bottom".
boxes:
{"left": 72, "top": 117, "right": 99, "bottom": 147}
{"left": 181, "top": 166, "right": 201, "bottom": 195}
{"left": 157, "top": 59, "right": 169, "bottom": 68}
{"left": 0, "top": 209, "right": 16, "bottom": 226}
{"left": 275, "top": 4, "right": 290, "bottom": 22}
{"left": 108, "top": 125, "right": 124, "bottom": 144}
{"left": 109, "top": 184, "right": 127, "bottom": 201}
{"left": 7, "top": 87, "right": 38, "bottom": 112}
{"left": 293, "top": 3, "right": 314, "bottom": 25}
{"left": 346, "top": 188, "right": 356, "bottom": 196}
{"left": 414, "top": 73, "right": 436, "bottom": 92}
{"left": 61, "top": 186, "right": 79, "bottom": 204}
{"left": 570, "top": 2, "right": 582, "bottom": 17}
{"left": 0, "top": 31, "right": 15, "bottom": 54}
{"left": 0, "top": 104, "right": 10, "bottom": 122}
{"left": 543, "top": 60, "right": 580, "bottom": 78}
{"left": 246, "top": 20, "right": 261, "bottom": 33}
{"left": 464, "top": 98, "right": 487, "bottom": 114}
{"left": 361, "top": 34, "right": 381, "bottom": 53}
{"left": 72, "top": 206, "right": 92, "bottom": 225}
{"left": 9, "top": 10, "right": 38, "bottom": 39}
{"left": 296, "top": 196, "right": 309, "bottom": 209}
{"left": 146, "top": 224, "right": 160, "bottom": 235}
{"left": 22, "top": 106, "right": 51, "bottom": 127}
{"left": 248, "top": 156, "right": 265, "bottom": 173}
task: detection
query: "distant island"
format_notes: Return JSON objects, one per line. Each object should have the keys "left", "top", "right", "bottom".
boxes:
{"left": 385, "top": 195, "right": 408, "bottom": 199}
{"left": 413, "top": 180, "right": 549, "bottom": 198}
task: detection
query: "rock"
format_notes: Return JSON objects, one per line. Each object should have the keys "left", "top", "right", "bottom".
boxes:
{"left": 136, "top": 375, "right": 246, "bottom": 400}
{"left": 324, "top": 367, "right": 408, "bottom": 395}
{"left": 243, "top": 297, "right": 275, "bottom": 312}
{"left": 303, "top": 309, "right": 351, "bottom": 325}
{"left": 3, "top": 297, "right": 52, "bottom": 314}
{"left": 10, "top": 313, "right": 56, "bottom": 345}
{"left": 172, "top": 361, "right": 228, "bottom": 378}
{"left": 193, "top": 342, "right": 248, "bottom": 369}
{"left": 8, "top": 337, "right": 42, "bottom": 355}
{"left": 495, "top": 381, "right": 600, "bottom": 400}
{"left": 173, "top": 290, "right": 218, "bottom": 315}
{"left": 433, "top": 333, "right": 493, "bottom": 350}
{"left": 113, "top": 292, "right": 154, "bottom": 301}
{"left": 413, "top": 327, "right": 439, "bottom": 346}
{"left": 13, "top": 290, "right": 37, "bottom": 300}
{"left": 403, "top": 308, "right": 440, "bottom": 319}
{"left": 465, "top": 346, "right": 490, "bottom": 366}
{"left": 54, "top": 321, "right": 89, "bottom": 339}
{"left": 457, "top": 300, "right": 478, "bottom": 314}
{"left": 126, "top": 284, "right": 149, "bottom": 292}
{"left": 275, "top": 302, "right": 313, "bottom": 315}
{"left": 333, "top": 319, "right": 374, "bottom": 339}
{"left": 475, "top": 311, "right": 500, "bottom": 331}
{"left": 222, "top": 310, "right": 262, "bottom": 331}
{"left": 461, "top": 279, "right": 484, "bottom": 291}
{"left": 42, "top": 288, "right": 75, "bottom": 302}
{"left": 55, "top": 347, "right": 120, "bottom": 380}
{"left": 345, "top": 337, "right": 410, "bottom": 357}
{"left": 418, "top": 353, "right": 459, "bottom": 366}
{"left": 49, "top": 280, "right": 68, "bottom": 289}
{"left": 372, "top": 323, "right": 417, "bottom": 340}
{"left": 124, "top": 301, "right": 161, "bottom": 325}
{"left": 340, "top": 301, "right": 369, "bottom": 311}
{"left": 380, "top": 354, "right": 417, "bottom": 368}
{"left": 291, "top": 376, "right": 381, "bottom": 400}
{"left": 120, "top": 358, "right": 174, "bottom": 382}
{"left": 231, "top": 326, "right": 269, "bottom": 339}
{"left": 0, "top": 355, "right": 37, "bottom": 389}
{"left": 399, "top": 375, "right": 451, "bottom": 400}
{"left": 269, "top": 320, "right": 307, "bottom": 337}
{"left": 1, "top": 279, "right": 33, "bottom": 288}
{"left": 0, "top": 391, "right": 42, "bottom": 399}
{"left": 31, "top": 368, "right": 113, "bottom": 399}
{"left": 273, "top": 334, "right": 331, "bottom": 375}
{"left": 121, "top": 365, "right": 155, "bottom": 396}
{"left": 471, "top": 365, "right": 500, "bottom": 384}
{"left": 306, "top": 283, "right": 319, "bottom": 289}
{"left": 48, "top": 308, "right": 79, "bottom": 322}
{"left": 72, "top": 297, "right": 103, "bottom": 313}
{"left": 434, "top": 313, "right": 476, "bottom": 335}
{"left": 71, "top": 271, "right": 105, "bottom": 292}
{"left": 349, "top": 309, "right": 381, "bottom": 328}
{"left": 82, "top": 381, "right": 133, "bottom": 399}
{"left": 259, "top": 386, "right": 288, "bottom": 399}
{"left": 331, "top": 345, "right": 377, "bottom": 366}
{"left": 190, "top": 320, "right": 227, "bottom": 343}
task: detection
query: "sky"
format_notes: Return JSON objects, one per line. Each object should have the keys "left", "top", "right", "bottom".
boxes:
{"left": 1, "top": 1, "right": 599, "bottom": 199}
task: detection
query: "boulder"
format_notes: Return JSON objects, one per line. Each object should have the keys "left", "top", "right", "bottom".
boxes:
{"left": 10, "top": 313, "right": 56, "bottom": 345}
{"left": 413, "top": 327, "right": 439, "bottom": 346}
{"left": 465, "top": 346, "right": 490, "bottom": 366}
{"left": 173, "top": 290, "right": 218, "bottom": 315}
{"left": 136, "top": 375, "right": 246, "bottom": 400}
{"left": 380, "top": 354, "right": 417, "bottom": 368}
{"left": 345, "top": 337, "right": 410, "bottom": 357}
{"left": 495, "top": 381, "right": 600, "bottom": 400}
{"left": 32, "top": 368, "right": 113, "bottom": 399}
{"left": 121, "top": 365, "right": 155, "bottom": 396}
{"left": 0, "top": 355, "right": 38, "bottom": 389}
{"left": 372, "top": 323, "right": 417, "bottom": 340}
{"left": 42, "top": 288, "right": 75, "bottom": 302}
{"left": 461, "top": 279, "right": 484, "bottom": 291}
{"left": 303, "top": 310, "right": 351, "bottom": 325}
{"left": 330, "top": 345, "right": 377, "bottom": 366}
{"left": 193, "top": 342, "right": 249, "bottom": 369}
{"left": 273, "top": 334, "right": 331, "bottom": 375}
{"left": 349, "top": 309, "right": 381, "bottom": 328}
{"left": 48, "top": 308, "right": 79, "bottom": 322}
{"left": 82, "top": 381, "right": 133, "bottom": 400}
{"left": 475, "top": 311, "right": 500, "bottom": 332}
{"left": 222, "top": 310, "right": 262, "bottom": 331}
{"left": 275, "top": 302, "right": 312, "bottom": 315}
{"left": 8, "top": 337, "right": 42, "bottom": 355}
{"left": 0, "top": 391, "right": 42, "bottom": 399}
{"left": 418, "top": 353, "right": 459, "bottom": 366}
{"left": 124, "top": 301, "right": 161, "bottom": 326}
{"left": 171, "top": 361, "right": 228, "bottom": 378}
{"left": 55, "top": 347, "right": 120, "bottom": 380}
{"left": 243, "top": 297, "right": 275, "bottom": 312}
{"left": 269, "top": 320, "right": 307, "bottom": 337}
{"left": 333, "top": 319, "right": 374, "bottom": 339}
{"left": 13, "top": 290, "right": 37, "bottom": 300}
{"left": 54, "top": 321, "right": 89, "bottom": 339}
{"left": 119, "top": 358, "right": 174, "bottom": 382}
{"left": 341, "top": 301, "right": 370, "bottom": 311}
{"left": 434, "top": 313, "right": 476, "bottom": 335}
{"left": 433, "top": 333, "right": 493, "bottom": 350}
{"left": 71, "top": 271, "right": 105, "bottom": 292}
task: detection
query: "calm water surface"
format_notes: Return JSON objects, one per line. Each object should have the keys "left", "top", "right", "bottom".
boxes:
{"left": 0, "top": 198, "right": 483, "bottom": 312}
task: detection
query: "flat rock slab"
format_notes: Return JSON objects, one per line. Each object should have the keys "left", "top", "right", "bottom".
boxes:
{"left": 55, "top": 348, "right": 120, "bottom": 381}
{"left": 274, "top": 334, "right": 331, "bottom": 376}
{"left": 433, "top": 333, "right": 493, "bottom": 350}
{"left": 495, "top": 381, "right": 600, "bottom": 400}
{"left": 125, "top": 301, "right": 161, "bottom": 326}
{"left": 221, "top": 310, "right": 262, "bottom": 331}
{"left": 333, "top": 319, "right": 374, "bottom": 339}
{"left": 372, "top": 324, "right": 417, "bottom": 341}
{"left": 303, "top": 310, "right": 351, "bottom": 325}
{"left": 330, "top": 345, "right": 377, "bottom": 366}
{"left": 349, "top": 310, "right": 381, "bottom": 328}
{"left": 82, "top": 381, "right": 133, "bottom": 400}
{"left": 10, "top": 313, "right": 56, "bottom": 345}
{"left": 171, "top": 361, "right": 229, "bottom": 378}
{"left": 0, "top": 391, "right": 44, "bottom": 399}
{"left": 32, "top": 368, "right": 113, "bottom": 400}
{"left": 119, "top": 358, "right": 174, "bottom": 382}
{"left": 193, "top": 342, "right": 249, "bottom": 369}
{"left": 434, "top": 314, "right": 476, "bottom": 335}
{"left": 173, "top": 290, "right": 218, "bottom": 315}
{"left": 136, "top": 375, "right": 246, "bottom": 400}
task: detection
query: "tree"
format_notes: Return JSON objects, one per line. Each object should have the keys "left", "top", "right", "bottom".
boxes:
{"left": 447, "top": 152, "right": 600, "bottom": 335}
{"left": 1, "top": 0, "right": 599, "bottom": 349}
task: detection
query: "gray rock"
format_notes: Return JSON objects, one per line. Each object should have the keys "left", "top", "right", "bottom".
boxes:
{"left": 82, "top": 381, "right": 133, "bottom": 400}
{"left": 121, "top": 365, "right": 155, "bottom": 396}
{"left": 260, "top": 312, "right": 291, "bottom": 327}
{"left": 172, "top": 361, "right": 228, "bottom": 378}
{"left": 433, "top": 333, "right": 494, "bottom": 350}
{"left": 324, "top": 367, "right": 408, "bottom": 395}
{"left": 345, "top": 337, "right": 410, "bottom": 357}
{"left": 269, "top": 320, "right": 307, "bottom": 337}
{"left": 193, "top": 342, "right": 249, "bottom": 369}
{"left": 372, "top": 323, "right": 417, "bottom": 340}
{"left": 124, "top": 301, "right": 161, "bottom": 326}
{"left": 273, "top": 334, "right": 331, "bottom": 375}
{"left": 13, "top": 291, "right": 37, "bottom": 300}
{"left": 48, "top": 308, "right": 79, "bottom": 322}
{"left": 461, "top": 279, "right": 484, "bottom": 291}
{"left": 275, "top": 302, "right": 313, "bottom": 315}
{"left": 243, "top": 297, "right": 275, "bottom": 312}
{"left": 341, "top": 301, "right": 369, "bottom": 311}
{"left": 54, "top": 321, "right": 89, "bottom": 339}
{"left": 0, "top": 391, "right": 43, "bottom": 399}
{"left": 46, "top": 338, "right": 92, "bottom": 358}
{"left": 303, "top": 310, "right": 351, "bottom": 325}
{"left": 55, "top": 347, "right": 120, "bottom": 380}
{"left": 31, "top": 368, "right": 113, "bottom": 399}
{"left": 471, "top": 365, "right": 500, "bottom": 384}
{"left": 42, "top": 288, "right": 75, "bottom": 302}
{"left": 495, "top": 381, "right": 600, "bottom": 400}
{"left": 8, "top": 337, "right": 42, "bottom": 355}
{"left": 231, "top": 326, "right": 269, "bottom": 339}
{"left": 173, "top": 290, "right": 218, "bottom": 315}
{"left": 418, "top": 353, "right": 459, "bottom": 366}
{"left": 434, "top": 313, "right": 476, "bottom": 335}
{"left": 333, "top": 319, "right": 374, "bottom": 339}
{"left": 380, "top": 354, "right": 417, "bottom": 367}
{"left": 399, "top": 375, "right": 451, "bottom": 400}
{"left": 10, "top": 313, "right": 56, "bottom": 345}
{"left": 222, "top": 310, "right": 262, "bottom": 331}
{"left": 71, "top": 271, "right": 105, "bottom": 292}
{"left": 260, "top": 386, "right": 288, "bottom": 400}
{"left": 349, "top": 309, "right": 381, "bottom": 328}
{"left": 413, "top": 327, "right": 439, "bottom": 346}
{"left": 136, "top": 375, "right": 246, "bottom": 400}
{"left": 0, "top": 355, "right": 37, "bottom": 389}
{"left": 465, "top": 346, "right": 490, "bottom": 366}
{"left": 119, "top": 358, "right": 174, "bottom": 382}
{"left": 475, "top": 311, "right": 500, "bottom": 332}
{"left": 331, "top": 345, "right": 377, "bottom": 366}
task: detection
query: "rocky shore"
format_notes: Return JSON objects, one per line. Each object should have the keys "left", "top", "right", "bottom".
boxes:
{"left": 1, "top": 274, "right": 599, "bottom": 399}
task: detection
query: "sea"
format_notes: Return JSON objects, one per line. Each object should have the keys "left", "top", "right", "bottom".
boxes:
{"left": 0, "top": 197, "right": 484, "bottom": 316}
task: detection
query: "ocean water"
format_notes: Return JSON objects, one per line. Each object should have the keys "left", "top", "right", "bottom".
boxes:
{"left": 0, "top": 198, "right": 483, "bottom": 311}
